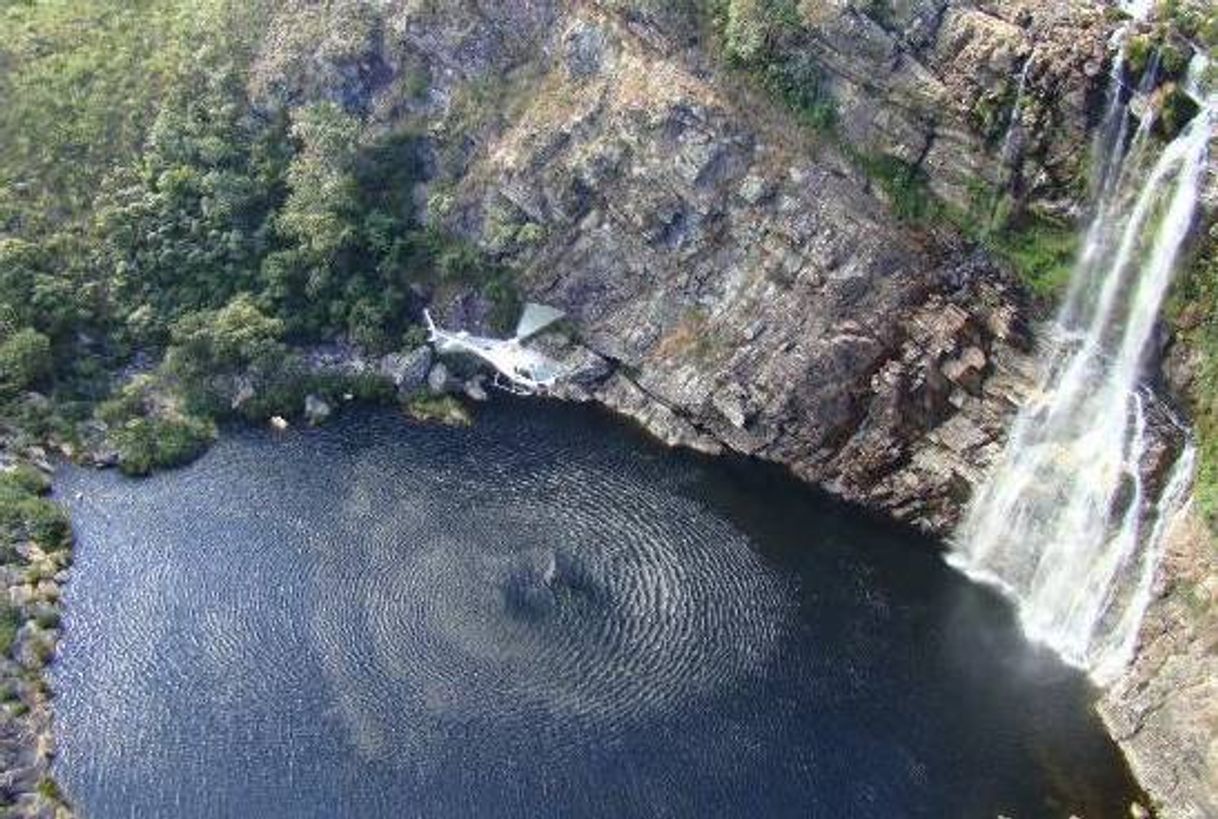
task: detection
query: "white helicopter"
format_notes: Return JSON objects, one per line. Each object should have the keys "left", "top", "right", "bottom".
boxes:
{"left": 423, "top": 302, "right": 569, "bottom": 395}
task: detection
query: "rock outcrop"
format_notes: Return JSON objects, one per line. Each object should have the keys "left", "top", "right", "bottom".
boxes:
{"left": 790, "top": 0, "right": 1113, "bottom": 217}
{"left": 416, "top": 0, "right": 1043, "bottom": 534}
{"left": 1101, "top": 504, "right": 1218, "bottom": 819}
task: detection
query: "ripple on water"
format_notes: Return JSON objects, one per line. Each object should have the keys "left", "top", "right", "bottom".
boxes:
{"left": 50, "top": 405, "right": 1144, "bottom": 819}
{"left": 305, "top": 447, "right": 792, "bottom": 757}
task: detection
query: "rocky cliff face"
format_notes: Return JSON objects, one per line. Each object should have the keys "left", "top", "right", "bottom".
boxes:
{"left": 1101, "top": 503, "right": 1218, "bottom": 819}
{"left": 247, "top": 1, "right": 1214, "bottom": 815}
{"left": 780, "top": 0, "right": 1113, "bottom": 218}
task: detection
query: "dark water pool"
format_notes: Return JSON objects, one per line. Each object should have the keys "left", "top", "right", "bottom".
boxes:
{"left": 53, "top": 400, "right": 1140, "bottom": 818}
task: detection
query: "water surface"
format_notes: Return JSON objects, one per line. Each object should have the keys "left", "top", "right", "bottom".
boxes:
{"left": 54, "top": 401, "right": 1140, "bottom": 817}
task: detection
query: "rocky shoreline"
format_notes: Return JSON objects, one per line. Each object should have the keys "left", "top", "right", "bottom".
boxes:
{"left": 0, "top": 451, "right": 74, "bottom": 819}
{"left": 2, "top": 329, "right": 1201, "bottom": 818}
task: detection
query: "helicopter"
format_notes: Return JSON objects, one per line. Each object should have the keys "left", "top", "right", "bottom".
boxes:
{"left": 423, "top": 302, "right": 569, "bottom": 395}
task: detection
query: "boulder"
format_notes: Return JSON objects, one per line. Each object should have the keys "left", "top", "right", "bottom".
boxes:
{"left": 941, "top": 346, "right": 988, "bottom": 395}
{"left": 380, "top": 347, "right": 432, "bottom": 393}
{"left": 304, "top": 394, "right": 332, "bottom": 426}
{"left": 564, "top": 20, "right": 610, "bottom": 80}
{"left": 427, "top": 363, "right": 453, "bottom": 395}
{"left": 464, "top": 376, "right": 489, "bottom": 402}
{"left": 230, "top": 375, "right": 256, "bottom": 410}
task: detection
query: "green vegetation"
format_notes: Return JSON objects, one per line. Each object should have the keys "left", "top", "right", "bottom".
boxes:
{"left": 1157, "top": 0, "right": 1218, "bottom": 52}
{"left": 856, "top": 154, "right": 935, "bottom": 222}
{"left": 406, "top": 395, "right": 473, "bottom": 427}
{"left": 0, "top": 468, "right": 70, "bottom": 552}
{"left": 691, "top": 0, "right": 1076, "bottom": 296}
{"left": 1169, "top": 241, "right": 1218, "bottom": 527}
{"left": 0, "top": 0, "right": 516, "bottom": 477}
{"left": 984, "top": 222, "right": 1079, "bottom": 298}
{"left": 0, "top": 328, "right": 52, "bottom": 400}
{"left": 711, "top": 0, "right": 837, "bottom": 131}
{"left": 108, "top": 416, "right": 216, "bottom": 477}
{"left": 36, "top": 777, "right": 63, "bottom": 802}
{"left": 838, "top": 147, "right": 1078, "bottom": 298}
{"left": 0, "top": 604, "right": 21, "bottom": 658}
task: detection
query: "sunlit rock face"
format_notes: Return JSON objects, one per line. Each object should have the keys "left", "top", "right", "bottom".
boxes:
{"left": 241, "top": 1, "right": 1054, "bottom": 536}
{"left": 777, "top": 0, "right": 1113, "bottom": 217}
{"left": 239, "top": 0, "right": 1130, "bottom": 536}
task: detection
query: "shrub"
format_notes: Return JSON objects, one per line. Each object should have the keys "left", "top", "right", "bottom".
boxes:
{"left": 858, "top": 154, "right": 933, "bottom": 222}
{"left": 1, "top": 465, "right": 52, "bottom": 497}
{"left": 0, "top": 470, "right": 71, "bottom": 549}
{"left": 757, "top": 51, "right": 837, "bottom": 132}
{"left": 111, "top": 415, "right": 215, "bottom": 476}
{"left": 723, "top": 0, "right": 799, "bottom": 63}
{"left": 0, "top": 328, "right": 52, "bottom": 397}
{"left": 405, "top": 394, "right": 472, "bottom": 427}
{"left": 36, "top": 777, "right": 63, "bottom": 802}
{"left": 0, "top": 605, "right": 23, "bottom": 657}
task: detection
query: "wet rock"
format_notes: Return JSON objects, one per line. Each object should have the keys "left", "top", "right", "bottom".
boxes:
{"left": 380, "top": 347, "right": 432, "bottom": 394}
{"left": 1101, "top": 503, "right": 1218, "bottom": 819}
{"left": 89, "top": 447, "right": 119, "bottom": 469}
{"left": 427, "top": 363, "right": 453, "bottom": 395}
{"left": 464, "top": 377, "right": 489, "bottom": 402}
{"left": 304, "top": 394, "right": 332, "bottom": 426}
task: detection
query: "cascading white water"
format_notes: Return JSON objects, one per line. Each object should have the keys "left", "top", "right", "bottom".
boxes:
{"left": 951, "top": 47, "right": 1215, "bottom": 683}
{"left": 999, "top": 54, "right": 1034, "bottom": 170}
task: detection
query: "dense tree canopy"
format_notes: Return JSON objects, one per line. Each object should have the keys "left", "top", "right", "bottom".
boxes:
{"left": 0, "top": 0, "right": 518, "bottom": 456}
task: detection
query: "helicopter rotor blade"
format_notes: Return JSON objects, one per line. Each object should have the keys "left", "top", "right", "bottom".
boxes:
{"left": 514, "top": 303, "right": 565, "bottom": 342}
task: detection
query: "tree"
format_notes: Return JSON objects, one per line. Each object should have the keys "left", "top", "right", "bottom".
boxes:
{"left": 0, "top": 329, "right": 53, "bottom": 397}
{"left": 277, "top": 103, "right": 361, "bottom": 261}
{"left": 168, "top": 294, "right": 284, "bottom": 368}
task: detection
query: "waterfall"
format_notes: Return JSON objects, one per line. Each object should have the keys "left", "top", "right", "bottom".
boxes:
{"left": 951, "top": 47, "right": 1215, "bottom": 682}
{"left": 999, "top": 54, "right": 1034, "bottom": 171}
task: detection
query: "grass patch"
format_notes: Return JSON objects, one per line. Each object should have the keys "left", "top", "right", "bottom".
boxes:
{"left": 0, "top": 470, "right": 70, "bottom": 550}
{"left": 405, "top": 394, "right": 472, "bottom": 427}
{"left": 983, "top": 220, "right": 1079, "bottom": 299}
{"left": 36, "top": 777, "right": 63, "bottom": 802}
{"left": 0, "top": 604, "right": 23, "bottom": 658}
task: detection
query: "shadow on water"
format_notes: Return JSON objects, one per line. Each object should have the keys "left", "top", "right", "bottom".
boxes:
{"left": 52, "top": 397, "right": 1142, "bottom": 818}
